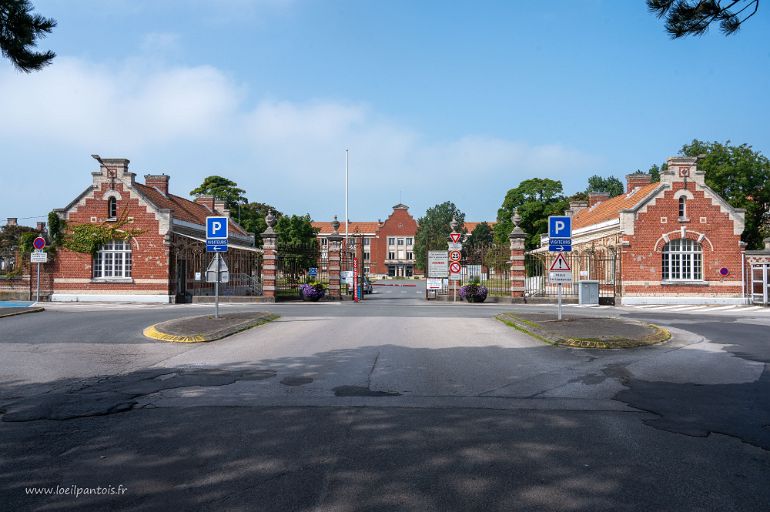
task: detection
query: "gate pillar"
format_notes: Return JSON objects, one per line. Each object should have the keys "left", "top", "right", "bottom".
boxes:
{"left": 509, "top": 209, "right": 527, "bottom": 303}
{"left": 327, "top": 216, "right": 343, "bottom": 300}
{"left": 261, "top": 211, "right": 278, "bottom": 302}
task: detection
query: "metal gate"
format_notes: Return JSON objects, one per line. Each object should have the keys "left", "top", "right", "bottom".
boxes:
{"left": 751, "top": 264, "right": 770, "bottom": 305}
{"left": 275, "top": 241, "right": 323, "bottom": 300}
{"left": 524, "top": 249, "right": 620, "bottom": 303}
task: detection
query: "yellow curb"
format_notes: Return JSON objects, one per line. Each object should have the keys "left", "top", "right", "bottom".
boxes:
{"left": 143, "top": 324, "right": 208, "bottom": 343}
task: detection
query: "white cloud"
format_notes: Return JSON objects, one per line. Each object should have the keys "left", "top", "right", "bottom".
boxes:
{"left": 0, "top": 56, "right": 599, "bottom": 221}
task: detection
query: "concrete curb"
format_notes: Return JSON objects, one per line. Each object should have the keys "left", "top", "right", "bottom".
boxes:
{"left": 496, "top": 313, "right": 671, "bottom": 349}
{"left": 143, "top": 313, "right": 278, "bottom": 343}
{"left": 0, "top": 307, "right": 45, "bottom": 319}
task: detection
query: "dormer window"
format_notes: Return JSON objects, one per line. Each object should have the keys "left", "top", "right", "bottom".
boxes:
{"left": 678, "top": 196, "right": 686, "bottom": 220}
{"left": 107, "top": 197, "right": 117, "bottom": 219}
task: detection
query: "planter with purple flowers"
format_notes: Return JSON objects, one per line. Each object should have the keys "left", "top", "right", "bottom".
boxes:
{"left": 300, "top": 282, "right": 326, "bottom": 302}
{"left": 459, "top": 282, "right": 488, "bottom": 303}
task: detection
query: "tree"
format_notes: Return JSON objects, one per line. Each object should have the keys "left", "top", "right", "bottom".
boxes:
{"left": 275, "top": 214, "right": 320, "bottom": 275}
{"left": 647, "top": 0, "right": 759, "bottom": 38}
{"left": 680, "top": 139, "right": 770, "bottom": 249}
{"left": 414, "top": 201, "right": 465, "bottom": 270}
{"left": 238, "top": 202, "right": 282, "bottom": 247}
{"left": 586, "top": 175, "right": 624, "bottom": 197}
{"left": 0, "top": 0, "right": 56, "bottom": 72}
{"left": 190, "top": 176, "right": 247, "bottom": 210}
{"left": 494, "top": 178, "right": 568, "bottom": 250}
{"left": 467, "top": 221, "right": 493, "bottom": 249}
{"left": 647, "top": 164, "right": 662, "bottom": 182}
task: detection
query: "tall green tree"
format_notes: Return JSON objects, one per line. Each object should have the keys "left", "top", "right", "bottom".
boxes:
{"left": 0, "top": 0, "right": 56, "bottom": 72}
{"left": 586, "top": 174, "right": 624, "bottom": 197}
{"left": 647, "top": 0, "right": 759, "bottom": 38}
{"left": 190, "top": 176, "right": 247, "bottom": 210}
{"left": 467, "top": 221, "right": 493, "bottom": 249}
{"left": 680, "top": 139, "right": 770, "bottom": 249}
{"left": 414, "top": 201, "right": 465, "bottom": 270}
{"left": 239, "top": 202, "right": 282, "bottom": 247}
{"left": 275, "top": 214, "right": 320, "bottom": 273}
{"left": 494, "top": 178, "right": 569, "bottom": 250}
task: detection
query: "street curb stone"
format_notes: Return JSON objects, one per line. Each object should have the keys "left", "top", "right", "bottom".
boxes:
{"left": 143, "top": 312, "right": 279, "bottom": 343}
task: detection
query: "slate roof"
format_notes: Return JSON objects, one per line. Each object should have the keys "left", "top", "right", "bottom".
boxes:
{"left": 572, "top": 183, "right": 660, "bottom": 231}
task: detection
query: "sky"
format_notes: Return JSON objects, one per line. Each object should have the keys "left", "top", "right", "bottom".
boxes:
{"left": 1, "top": 0, "right": 769, "bottom": 226}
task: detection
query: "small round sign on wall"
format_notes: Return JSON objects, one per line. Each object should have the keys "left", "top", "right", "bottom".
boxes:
{"left": 719, "top": 267, "right": 729, "bottom": 277}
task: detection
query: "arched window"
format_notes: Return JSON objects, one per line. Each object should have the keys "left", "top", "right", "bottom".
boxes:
{"left": 93, "top": 240, "right": 132, "bottom": 278}
{"left": 107, "top": 197, "right": 117, "bottom": 219}
{"left": 662, "top": 238, "right": 702, "bottom": 281}
{"left": 678, "top": 196, "right": 686, "bottom": 219}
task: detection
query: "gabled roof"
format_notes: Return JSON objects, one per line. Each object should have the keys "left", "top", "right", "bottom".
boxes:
{"left": 134, "top": 183, "right": 249, "bottom": 237}
{"left": 572, "top": 183, "right": 660, "bottom": 230}
{"left": 312, "top": 221, "right": 380, "bottom": 235}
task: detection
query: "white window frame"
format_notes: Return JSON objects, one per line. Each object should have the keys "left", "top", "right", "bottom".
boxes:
{"left": 662, "top": 238, "right": 702, "bottom": 281}
{"left": 93, "top": 240, "right": 132, "bottom": 279}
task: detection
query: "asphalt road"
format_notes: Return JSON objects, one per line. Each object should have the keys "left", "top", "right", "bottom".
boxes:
{"left": 0, "top": 283, "right": 769, "bottom": 511}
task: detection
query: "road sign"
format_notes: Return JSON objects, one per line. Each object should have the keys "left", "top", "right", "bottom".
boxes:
{"left": 428, "top": 251, "right": 449, "bottom": 278}
{"left": 549, "top": 253, "right": 571, "bottom": 271}
{"left": 33, "top": 237, "right": 46, "bottom": 250}
{"left": 449, "top": 250, "right": 462, "bottom": 262}
{"left": 308, "top": 267, "right": 318, "bottom": 278}
{"left": 426, "top": 278, "right": 442, "bottom": 290}
{"left": 449, "top": 261, "right": 461, "bottom": 273}
{"left": 548, "top": 215, "right": 572, "bottom": 252}
{"left": 30, "top": 250, "right": 48, "bottom": 263}
{"left": 549, "top": 271, "right": 572, "bottom": 283}
{"left": 206, "top": 216, "right": 228, "bottom": 252}
{"left": 448, "top": 242, "right": 462, "bottom": 251}
{"left": 449, "top": 232, "right": 462, "bottom": 243}
{"left": 205, "top": 254, "right": 230, "bottom": 283}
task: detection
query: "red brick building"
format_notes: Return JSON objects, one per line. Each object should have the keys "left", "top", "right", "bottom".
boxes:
{"left": 49, "top": 157, "right": 258, "bottom": 303}
{"left": 535, "top": 157, "right": 747, "bottom": 305}
{"left": 313, "top": 204, "right": 493, "bottom": 278}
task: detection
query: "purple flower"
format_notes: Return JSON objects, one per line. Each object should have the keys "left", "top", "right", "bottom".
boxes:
{"left": 459, "top": 284, "right": 487, "bottom": 302}
{"left": 300, "top": 283, "right": 326, "bottom": 300}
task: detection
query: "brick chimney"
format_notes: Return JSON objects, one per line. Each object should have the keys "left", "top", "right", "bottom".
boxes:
{"left": 588, "top": 192, "right": 610, "bottom": 207}
{"left": 568, "top": 201, "right": 588, "bottom": 216}
{"left": 194, "top": 195, "right": 216, "bottom": 212}
{"left": 213, "top": 199, "right": 229, "bottom": 217}
{"left": 145, "top": 174, "right": 170, "bottom": 196}
{"left": 6, "top": 218, "right": 17, "bottom": 227}
{"left": 626, "top": 173, "right": 652, "bottom": 193}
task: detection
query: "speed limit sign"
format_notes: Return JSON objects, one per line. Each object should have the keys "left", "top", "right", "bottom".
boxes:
{"left": 449, "top": 250, "right": 461, "bottom": 262}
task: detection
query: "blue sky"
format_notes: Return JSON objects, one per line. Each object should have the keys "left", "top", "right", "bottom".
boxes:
{"left": 1, "top": 0, "right": 769, "bottom": 226}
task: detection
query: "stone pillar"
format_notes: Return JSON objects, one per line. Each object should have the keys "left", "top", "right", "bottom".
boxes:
{"left": 261, "top": 211, "right": 278, "bottom": 302}
{"left": 509, "top": 209, "right": 527, "bottom": 303}
{"left": 327, "top": 216, "right": 343, "bottom": 300}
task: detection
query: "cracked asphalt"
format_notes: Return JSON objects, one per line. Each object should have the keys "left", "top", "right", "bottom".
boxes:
{"left": 0, "top": 292, "right": 769, "bottom": 511}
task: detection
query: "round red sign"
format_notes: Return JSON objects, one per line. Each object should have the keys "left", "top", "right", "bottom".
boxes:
{"left": 33, "top": 237, "right": 46, "bottom": 250}
{"left": 449, "top": 250, "right": 462, "bottom": 262}
{"left": 449, "top": 261, "right": 461, "bottom": 273}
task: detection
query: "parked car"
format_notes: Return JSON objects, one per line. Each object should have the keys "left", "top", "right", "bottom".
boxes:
{"left": 349, "top": 276, "right": 373, "bottom": 295}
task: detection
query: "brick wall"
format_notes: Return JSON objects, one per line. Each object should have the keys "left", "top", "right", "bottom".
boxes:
{"left": 622, "top": 181, "right": 743, "bottom": 299}
{"left": 52, "top": 181, "right": 171, "bottom": 298}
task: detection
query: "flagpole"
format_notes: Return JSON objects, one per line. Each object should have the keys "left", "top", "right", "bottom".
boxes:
{"left": 345, "top": 149, "right": 349, "bottom": 246}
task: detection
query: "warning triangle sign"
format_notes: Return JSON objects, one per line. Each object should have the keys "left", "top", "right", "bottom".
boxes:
{"left": 549, "top": 253, "right": 571, "bottom": 271}
{"left": 449, "top": 233, "right": 462, "bottom": 243}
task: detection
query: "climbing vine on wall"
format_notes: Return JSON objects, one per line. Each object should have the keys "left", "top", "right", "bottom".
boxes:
{"left": 63, "top": 209, "right": 143, "bottom": 254}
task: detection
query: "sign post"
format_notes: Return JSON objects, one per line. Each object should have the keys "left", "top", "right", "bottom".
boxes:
{"left": 206, "top": 217, "right": 229, "bottom": 318}
{"left": 548, "top": 217, "right": 573, "bottom": 321}
{"left": 206, "top": 254, "right": 230, "bottom": 319}
{"left": 32, "top": 237, "right": 46, "bottom": 302}
{"left": 448, "top": 220, "right": 462, "bottom": 302}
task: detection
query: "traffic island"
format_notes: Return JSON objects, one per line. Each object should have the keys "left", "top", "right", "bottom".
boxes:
{"left": 0, "top": 306, "right": 45, "bottom": 319}
{"left": 497, "top": 312, "right": 670, "bottom": 349}
{"left": 143, "top": 312, "right": 278, "bottom": 343}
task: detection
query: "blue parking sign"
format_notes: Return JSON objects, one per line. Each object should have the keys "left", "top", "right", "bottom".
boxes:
{"left": 206, "top": 216, "right": 229, "bottom": 252}
{"left": 548, "top": 216, "right": 572, "bottom": 252}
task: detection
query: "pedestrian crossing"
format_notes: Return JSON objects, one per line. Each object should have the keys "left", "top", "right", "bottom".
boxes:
{"left": 568, "top": 303, "right": 770, "bottom": 315}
